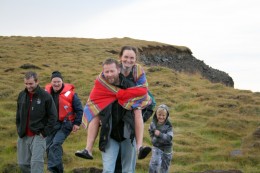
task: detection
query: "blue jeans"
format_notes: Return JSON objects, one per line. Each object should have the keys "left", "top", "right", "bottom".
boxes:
{"left": 17, "top": 135, "right": 46, "bottom": 173}
{"left": 46, "top": 121, "right": 72, "bottom": 173}
{"left": 102, "top": 138, "right": 136, "bottom": 173}
{"left": 149, "top": 147, "right": 173, "bottom": 173}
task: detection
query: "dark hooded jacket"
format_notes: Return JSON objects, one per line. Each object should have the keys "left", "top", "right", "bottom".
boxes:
{"left": 16, "top": 85, "right": 58, "bottom": 138}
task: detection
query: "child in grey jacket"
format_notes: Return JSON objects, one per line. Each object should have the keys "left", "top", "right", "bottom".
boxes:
{"left": 148, "top": 104, "right": 173, "bottom": 173}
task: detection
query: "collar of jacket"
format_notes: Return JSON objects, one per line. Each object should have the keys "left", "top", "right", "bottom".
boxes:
{"left": 24, "top": 85, "right": 41, "bottom": 96}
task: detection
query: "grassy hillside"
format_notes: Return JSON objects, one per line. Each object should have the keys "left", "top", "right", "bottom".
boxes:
{"left": 0, "top": 36, "right": 259, "bottom": 173}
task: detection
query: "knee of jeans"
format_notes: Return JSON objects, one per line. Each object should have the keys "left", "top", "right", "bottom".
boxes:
{"left": 50, "top": 142, "right": 59, "bottom": 148}
{"left": 49, "top": 141, "right": 63, "bottom": 149}
{"left": 51, "top": 137, "right": 66, "bottom": 146}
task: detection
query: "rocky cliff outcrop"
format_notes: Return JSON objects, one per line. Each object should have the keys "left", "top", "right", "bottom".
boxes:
{"left": 138, "top": 45, "right": 234, "bottom": 87}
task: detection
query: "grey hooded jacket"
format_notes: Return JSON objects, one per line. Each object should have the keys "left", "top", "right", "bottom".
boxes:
{"left": 148, "top": 105, "right": 173, "bottom": 152}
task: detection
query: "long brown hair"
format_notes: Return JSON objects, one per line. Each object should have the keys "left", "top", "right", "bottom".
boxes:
{"left": 119, "top": 46, "right": 139, "bottom": 60}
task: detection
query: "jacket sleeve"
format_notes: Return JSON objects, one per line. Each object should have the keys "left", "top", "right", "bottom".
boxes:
{"left": 42, "top": 95, "right": 58, "bottom": 137}
{"left": 72, "top": 93, "right": 83, "bottom": 126}
{"left": 148, "top": 122, "right": 155, "bottom": 138}
{"left": 16, "top": 93, "right": 21, "bottom": 132}
{"left": 158, "top": 125, "right": 173, "bottom": 143}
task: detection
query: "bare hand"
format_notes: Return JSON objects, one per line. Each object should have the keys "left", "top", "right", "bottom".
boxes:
{"left": 154, "top": 130, "right": 160, "bottom": 136}
{"left": 72, "top": 125, "right": 80, "bottom": 132}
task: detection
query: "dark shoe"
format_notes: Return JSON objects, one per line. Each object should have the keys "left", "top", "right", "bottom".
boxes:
{"left": 138, "top": 146, "right": 151, "bottom": 159}
{"left": 75, "top": 149, "right": 93, "bottom": 160}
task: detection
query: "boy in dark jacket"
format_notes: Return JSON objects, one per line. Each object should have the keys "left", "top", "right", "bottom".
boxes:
{"left": 148, "top": 104, "right": 173, "bottom": 173}
{"left": 16, "top": 71, "right": 57, "bottom": 173}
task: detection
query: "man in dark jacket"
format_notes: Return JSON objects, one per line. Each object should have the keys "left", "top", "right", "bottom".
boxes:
{"left": 98, "top": 58, "right": 139, "bottom": 172}
{"left": 45, "top": 71, "right": 83, "bottom": 173}
{"left": 16, "top": 71, "right": 57, "bottom": 173}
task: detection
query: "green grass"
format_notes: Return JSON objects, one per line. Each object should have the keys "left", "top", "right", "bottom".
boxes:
{"left": 0, "top": 36, "right": 259, "bottom": 172}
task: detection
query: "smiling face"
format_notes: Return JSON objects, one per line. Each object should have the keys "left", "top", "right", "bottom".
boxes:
{"left": 120, "top": 49, "right": 137, "bottom": 71}
{"left": 103, "top": 62, "right": 121, "bottom": 85}
{"left": 24, "top": 77, "right": 38, "bottom": 93}
{"left": 51, "top": 77, "right": 63, "bottom": 92}
{"left": 156, "top": 108, "right": 168, "bottom": 124}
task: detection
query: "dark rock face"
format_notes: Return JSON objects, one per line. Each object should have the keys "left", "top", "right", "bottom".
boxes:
{"left": 139, "top": 45, "right": 234, "bottom": 87}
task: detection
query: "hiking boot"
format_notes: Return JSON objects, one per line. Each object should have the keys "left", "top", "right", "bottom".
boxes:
{"left": 75, "top": 149, "right": 93, "bottom": 160}
{"left": 138, "top": 146, "right": 151, "bottom": 159}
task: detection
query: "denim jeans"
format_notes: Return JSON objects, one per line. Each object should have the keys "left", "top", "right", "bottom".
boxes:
{"left": 46, "top": 121, "right": 72, "bottom": 173}
{"left": 17, "top": 135, "right": 46, "bottom": 173}
{"left": 149, "top": 147, "right": 173, "bottom": 173}
{"left": 102, "top": 138, "right": 136, "bottom": 173}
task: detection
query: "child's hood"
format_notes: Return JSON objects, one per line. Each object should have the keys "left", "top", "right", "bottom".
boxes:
{"left": 153, "top": 104, "right": 170, "bottom": 123}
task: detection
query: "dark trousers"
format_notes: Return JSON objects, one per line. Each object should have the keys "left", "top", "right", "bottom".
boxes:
{"left": 46, "top": 121, "right": 72, "bottom": 173}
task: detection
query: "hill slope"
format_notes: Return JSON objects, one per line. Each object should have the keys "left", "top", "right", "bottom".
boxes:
{"left": 0, "top": 36, "right": 259, "bottom": 173}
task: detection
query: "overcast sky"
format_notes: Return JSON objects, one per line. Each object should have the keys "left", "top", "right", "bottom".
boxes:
{"left": 1, "top": 0, "right": 259, "bottom": 92}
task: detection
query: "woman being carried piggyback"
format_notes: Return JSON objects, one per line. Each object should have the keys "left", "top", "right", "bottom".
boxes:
{"left": 148, "top": 104, "right": 173, "bottom": 173}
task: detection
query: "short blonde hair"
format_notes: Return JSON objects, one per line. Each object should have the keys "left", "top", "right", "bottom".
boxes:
{"left": 156, "top": 107, "right": 168, "bottom": 116}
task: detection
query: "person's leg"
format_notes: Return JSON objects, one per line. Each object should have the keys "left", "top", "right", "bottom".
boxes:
{"left": 149, "top": 147, "right": 162, "bottom": 173}
{"left": 114, "top": 147, "right": 122, "bottom": 173}
{"left": 102, "top": 138, "right": 119, "bottom": 173}
{"left": 134, "top": 109, "right": 143, "bottom": 150}
{"left": 134, "top": 109, "right": 151, "bottom": 159}
{"left": 47, "top": 123, "right": 71, "bottom": 173}
{"left": 120, "top": 138, "right": 136, "bottom": 173}
{"left": 17, "top": 136, "right": 32, "bottom": 173}
{"left": 86, "top": 116, "right": 100, "bottom": 155}
{"left": 75, "top": 116, "right": 100, "bottom": 159}
{"left": 160, "top": 152, "right": 173, "bottom": 173}
{"left": 31, "top": 135, "right": 46, "bottom": 173}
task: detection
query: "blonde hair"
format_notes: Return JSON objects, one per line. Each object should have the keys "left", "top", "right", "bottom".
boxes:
{"left": 156, "top": 107, "right": 168, "bottom": 116}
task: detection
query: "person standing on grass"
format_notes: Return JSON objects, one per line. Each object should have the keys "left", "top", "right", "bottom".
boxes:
{"left": 16, "top": 71, "right": 57, "bottom": 173}
{"left": 45, "top": 71, "right": 83, "bottom": 173}
{"left": 75, "top": 46, "right": 155, "bottom": 162}
{"left": 78, "top": 58, "right": 151, "bottom": 172}
{"left": 148, "top": 104, "right": 173, "bottom": 173}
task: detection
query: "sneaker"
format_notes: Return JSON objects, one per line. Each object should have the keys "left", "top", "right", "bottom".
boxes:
{"left": 75, "top": 149, "right": 93, "bottom": 160}
{"left": 138, "top": 146, "right": 151, "bottom": 159}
